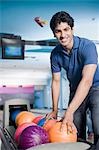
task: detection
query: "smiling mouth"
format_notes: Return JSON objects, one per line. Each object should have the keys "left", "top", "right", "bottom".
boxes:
{"left": 61, "top": 40, "right": 67, "bottom": 43}
{"left": 60, "top": 37, "right": 68, "bottom": 42}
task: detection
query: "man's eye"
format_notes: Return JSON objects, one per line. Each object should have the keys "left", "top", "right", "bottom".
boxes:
{"left": 64, "top": 28, "right": 70, "bottom": 31}
{"left": 55, "top": 30, "right": 60, "bottom": 33}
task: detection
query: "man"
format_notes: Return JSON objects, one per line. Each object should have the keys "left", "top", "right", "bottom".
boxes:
{"left": 47, "top": 11, "right": 99, "bottom": 147}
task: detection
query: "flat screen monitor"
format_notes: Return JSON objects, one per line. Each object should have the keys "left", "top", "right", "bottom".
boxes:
{"left": 1, "top": 37, "right": 24, "bottom": 59}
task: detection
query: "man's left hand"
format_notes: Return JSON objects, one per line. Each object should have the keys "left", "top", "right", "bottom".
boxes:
{"left": 60, "top": 110, "right": 77, "bottom": 134}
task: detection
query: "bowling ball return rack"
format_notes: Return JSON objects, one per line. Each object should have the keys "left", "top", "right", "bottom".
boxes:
{"left": 0, "top": 122, "right": 17, "bottom": 150}
{"left": 0, "top": 98, "right": 91, "bottom": 150}
{"left": 0, "top": 98, "right": 30, "bottom": 150}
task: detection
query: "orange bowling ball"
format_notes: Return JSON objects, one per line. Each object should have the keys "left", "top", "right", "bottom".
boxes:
{"left": 16, "top": 111, "right": 35, "bottom": 126}
{"left": 43, "top": 119, "right": 57, "bottom": 131}
{"left": 16, "top": 111, "right": 28, "bottom": 124}
{"left": 48, "top": 122, "right": 77, "bottom": 143}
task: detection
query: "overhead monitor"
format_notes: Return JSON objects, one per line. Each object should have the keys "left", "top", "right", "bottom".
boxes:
{"left": 1, "top": 37, "right": 24, "bottom": 59}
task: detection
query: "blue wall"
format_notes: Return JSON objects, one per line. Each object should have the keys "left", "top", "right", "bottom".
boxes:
{"left": 0, "top": 0, "right": 99, "bottom": 40}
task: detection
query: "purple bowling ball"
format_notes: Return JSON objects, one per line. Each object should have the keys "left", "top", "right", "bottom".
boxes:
{"left": 18, "top": 125, "right": 49, "bottom": 149}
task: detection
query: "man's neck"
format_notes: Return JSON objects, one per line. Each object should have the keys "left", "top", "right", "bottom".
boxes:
{"left": 63, "top": 41, "right": 73, "bottom": 54}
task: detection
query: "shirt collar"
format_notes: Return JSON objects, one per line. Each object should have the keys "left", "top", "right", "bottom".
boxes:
{"left": 73, "top": 36, "right": 80, "bottom": 50}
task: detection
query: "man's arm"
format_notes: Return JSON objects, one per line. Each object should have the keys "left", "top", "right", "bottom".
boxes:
{"left": 67, "top": 64, "right": 97, "bottom": 113}
{"left": 61, "top": 64, "right": 97, "bottom": 132}
{"left": 52, "top": 72, "right": 61, "bottom": 112}
{"left": 46, "top": 72, "right": 61, "bottom": 119}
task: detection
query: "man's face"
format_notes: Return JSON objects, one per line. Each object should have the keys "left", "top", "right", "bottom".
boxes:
{"left": 54, "top": 22, "right": 74, "bottom": 49}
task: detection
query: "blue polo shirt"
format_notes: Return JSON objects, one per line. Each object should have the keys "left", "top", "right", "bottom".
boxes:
{"left": 50, "top": 36, "right": 99, "bottom": 92}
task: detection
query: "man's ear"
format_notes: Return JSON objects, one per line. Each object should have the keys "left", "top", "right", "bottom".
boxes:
{"left": 54, "top": 33, "right": 56, "bottom": 37}
{"left": 72, "top": 27, "right": 74, "bottom": 33}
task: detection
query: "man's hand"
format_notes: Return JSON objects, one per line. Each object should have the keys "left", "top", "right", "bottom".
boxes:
{"left": 60, "top": 110, "right": 77, "bottom": 134}
{"left": 46, "top": 110, "right": 58, "bottom": 120}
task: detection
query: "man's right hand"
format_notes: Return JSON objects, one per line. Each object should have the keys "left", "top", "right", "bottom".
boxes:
{"left": 46, "top": 110, "right": 58, "bottom": 120}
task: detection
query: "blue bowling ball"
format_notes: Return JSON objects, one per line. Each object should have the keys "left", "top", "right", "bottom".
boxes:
{"left": 37, "top": 117, "right": 46, "bottom": 127}
{"left": 11, "top": 109, "right": 21, "bottom": 122}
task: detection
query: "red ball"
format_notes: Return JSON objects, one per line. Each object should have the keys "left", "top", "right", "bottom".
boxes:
{"left": 33, "top": 116, "right": 43, "bottom": 124}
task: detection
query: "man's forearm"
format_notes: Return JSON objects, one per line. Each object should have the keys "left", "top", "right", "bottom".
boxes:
{"left": 67, "top": 64, "right": 97, "bottom": 114}
{"left": 52, "top": 80, "right": 60, "bottom": 111}
{"left": 67, "top": 78, "right": 92, "bottom": 114}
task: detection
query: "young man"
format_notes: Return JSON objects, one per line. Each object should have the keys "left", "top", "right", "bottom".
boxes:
{"left": 48, "top": 11, "right": 99, "bottom": 147}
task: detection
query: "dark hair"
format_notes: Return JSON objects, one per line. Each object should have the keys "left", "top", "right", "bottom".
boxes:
{"left": 50, "top": 11, "right": 74, "bottom": 33}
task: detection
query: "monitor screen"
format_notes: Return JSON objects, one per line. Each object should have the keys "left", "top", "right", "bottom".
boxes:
{"left": 1, "top": 37, "right": 24, "bottom": 59}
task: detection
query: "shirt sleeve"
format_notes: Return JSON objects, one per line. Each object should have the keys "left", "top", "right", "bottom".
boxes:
{"left": 81, "top": 41, "right": 98, "bottom": 65}
{"left": 50, "top": 50, "right": 61, "bottom": 73}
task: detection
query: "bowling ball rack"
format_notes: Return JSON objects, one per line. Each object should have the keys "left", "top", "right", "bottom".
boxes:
{"left": 0, "top": 98, "right": 31, "bottom": 150}
{"left": 0, "top": 98, "right": 92, "bottom": 150}
{"left": 0, "top": 122, "right": 18, "bottom": 150}
{"left": 0, "top": 123, "right": 91, "bottom": 150}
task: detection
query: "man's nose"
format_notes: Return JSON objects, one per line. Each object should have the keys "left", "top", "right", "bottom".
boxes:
{"left": 61, "top": 31, "right": 65, "bottom": 38}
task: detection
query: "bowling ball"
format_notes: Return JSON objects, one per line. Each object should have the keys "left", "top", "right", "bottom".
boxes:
{"left": 15, "top": 111, "right": 28, "bottom": 124}
{"left": 18, "top": 125, "right": 49, "bottom": 149}
{"left": 48, "top": 122, "right": 77, "bottom": 143}
{"left": 11, "top": 109, "right": 21, "bottom": 122}
{"left": 33, "top": 115, "right": 43, "bottom": 124}
{"left": 16, "top": 111, "right": 35, "bottom": 126}
{"left": 37, "top": 117, "right": 46, "bottom": 127}
{"left": 14, "top": 122, "right": 36, "bottom": 144}
{"left": 43, "top": 118, "right": 57, "bottom": 131}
